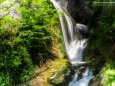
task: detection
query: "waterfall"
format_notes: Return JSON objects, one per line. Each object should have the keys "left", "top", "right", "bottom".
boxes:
{"left": 50, "top": 0, "right": 94, "bottom": 86}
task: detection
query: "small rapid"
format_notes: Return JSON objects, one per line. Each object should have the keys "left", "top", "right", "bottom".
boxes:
{"left": 69, "top": 67, "right": 94, "bottom": 86}
{"left": 50, "top": 0, "right": 94, "bottom": 86}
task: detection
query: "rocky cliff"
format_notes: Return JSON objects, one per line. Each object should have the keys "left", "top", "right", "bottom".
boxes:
{"left": 56, "top": 0, "right": 92, "bottom": 25}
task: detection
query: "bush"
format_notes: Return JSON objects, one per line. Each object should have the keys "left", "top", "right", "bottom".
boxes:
{"left": 88, "top": 0, "right": 115, "bottom": 59}
{"left": 101, "top": 61, "right": 115, "bottom": 86}
{"left": 0, "top": 0, "right": 58, "bottom": 85}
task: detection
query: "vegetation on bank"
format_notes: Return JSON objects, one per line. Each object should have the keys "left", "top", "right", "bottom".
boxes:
{"left": 87, "top": 0, "right": 115, "bottom": 85}
{"left": 101, "top": 61, "right": 115, "bottom": 86}
{"left": 20, "top": 58, "right": 69, "bottom": 86}
{"left": 0, "top": 0, "right": 61, "bottom": 85}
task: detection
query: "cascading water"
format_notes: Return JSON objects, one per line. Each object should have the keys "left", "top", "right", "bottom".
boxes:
{"left": 50, "top": 0, "right": 94, "bottom": 86}
{"left": 69, "top": 67, "right": 94, "bottom": 86}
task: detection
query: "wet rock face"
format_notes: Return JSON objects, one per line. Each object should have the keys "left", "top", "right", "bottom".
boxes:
{"left": 56, "top": 0, "right": 92, "bottom": 25}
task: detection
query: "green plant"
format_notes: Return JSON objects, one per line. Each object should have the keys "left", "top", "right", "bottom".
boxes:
{"left": 0, "top": 0, "right": 59, "bottom": 85}
{"left": 101, "top": 61, "right": 115, "bottom": 86}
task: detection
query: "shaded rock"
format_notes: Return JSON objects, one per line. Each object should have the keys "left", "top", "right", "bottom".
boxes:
{"left": 48, "top": 62, "right": 94, "bottom": 86}
{"left": 89, "top": 74, "right": 102, "bottom": 86}
{"left": 55, "top": 0, "right": 92, "bottom": 25}
{"left": 76, "top": 23, "right": 89, "bottom": 38}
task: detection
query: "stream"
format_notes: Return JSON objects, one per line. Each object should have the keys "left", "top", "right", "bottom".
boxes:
{"left": 50, "top": 0, "right": 94, "bottom": 86}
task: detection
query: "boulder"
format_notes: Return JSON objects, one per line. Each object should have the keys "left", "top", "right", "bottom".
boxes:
{"left": 49, "top": 67, "right": 73, "bottom": 85}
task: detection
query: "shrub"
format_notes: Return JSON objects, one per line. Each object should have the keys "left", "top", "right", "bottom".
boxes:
{"left": 0, "top": 0, "right": 58, "bottom": 85}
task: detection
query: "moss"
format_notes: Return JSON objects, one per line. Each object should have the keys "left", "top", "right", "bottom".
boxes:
{"left": 42, "top": 58, "right": 69, "bottom": 85}
{"left": 27, "top": 58, "right": 70, "bottom": 86}
{"left": 49, "top": 67, "right": 71, "bottom": 85}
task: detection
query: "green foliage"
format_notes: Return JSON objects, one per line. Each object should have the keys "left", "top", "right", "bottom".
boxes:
{"left": 88, "top": 1, "right": 115, "bottom": 59}
{"left": 0, "top": 0, "right": 59, "bottom": 85}
{"left": 87, "top": 1, "right": 115, "bottom": 86}
{"left": 101, "top": 61, "right": 115, "bottom": 86}
{"left": 0, "top": 0, "right": 3, "bottom": 4}
{"left": 20, "top": 0, "right": 58, "bottom": 26}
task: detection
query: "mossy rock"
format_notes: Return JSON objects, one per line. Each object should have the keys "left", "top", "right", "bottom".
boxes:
{"left": 49, "top": 67, "right": 72, "bottom": 85}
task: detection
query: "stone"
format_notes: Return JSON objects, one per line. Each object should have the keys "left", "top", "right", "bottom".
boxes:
{"left": 49, "top": 67, "right": 72, "bottom": 85}
{"left": 55, "top": 0, "right": 92, "bottom": 25}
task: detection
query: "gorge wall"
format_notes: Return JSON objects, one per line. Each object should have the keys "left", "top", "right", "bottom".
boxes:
{"left": 56, "top": 0, "right": 92, "bottom": 25}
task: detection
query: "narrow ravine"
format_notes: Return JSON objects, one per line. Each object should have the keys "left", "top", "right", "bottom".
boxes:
{"left": 50, "top": 0, "right": 94, "bottom": 86}
{"left": 0, "top": 0, "right": 115, "bottom": 86}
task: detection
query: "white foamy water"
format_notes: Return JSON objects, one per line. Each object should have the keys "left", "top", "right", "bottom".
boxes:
{"left": 50, "top": 0, "right": 87, "bottom": 64}
{"left": 69, "top": 68, "right": 94, "bottom": 86}
{"left": 50, "top": 0, "right": 94, "bottom": 86}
